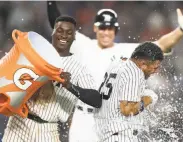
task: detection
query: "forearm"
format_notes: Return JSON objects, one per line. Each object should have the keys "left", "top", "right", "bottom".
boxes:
{"left": 155, "top": 27, "right": 183, "bottom": 53}
{"left": 120, "top": 96, "right": 152, "bottom": 116}
{"left": 133, "top": 96, "right": 152, "bottom": 115}
{"left": 47, "top": 1, "right": 60, "bottom": 29}
{"left": 67, "top": 83, "right": 102, "bottom": 108}
{"left": 125, "top": 102, "right": 141, "bottom": 116}
{"left": 67, "top": 111, "right": 74, "bottom": 127}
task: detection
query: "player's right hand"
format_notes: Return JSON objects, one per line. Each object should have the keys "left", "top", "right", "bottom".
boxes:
{"left": 60, "top": 72, "right": 72, "bottom": 89}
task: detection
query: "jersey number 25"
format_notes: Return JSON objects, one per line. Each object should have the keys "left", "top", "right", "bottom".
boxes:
{"left": 99, "top": 72, "right": 117, "bottom": 100}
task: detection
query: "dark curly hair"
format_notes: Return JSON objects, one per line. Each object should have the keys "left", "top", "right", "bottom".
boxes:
{"left": 54, "top": 15, "right": 77, "bottom": 28}
{"left": 131, "top": 42, "right": 164, "bottom": 61}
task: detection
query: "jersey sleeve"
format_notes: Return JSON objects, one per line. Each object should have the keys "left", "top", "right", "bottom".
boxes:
{"left": 77, "top": 66, "right": 97, "bottom": 90}
{"left": 153, "top": 41, "right": 173, "bottom": 56}
{"left": 119, "top": 69, "right": 142, "bottom": 102}
{"left": 70, "top": 31, "right": 93, "bottom": 55}
{"left": 47, "top": 1, "right": 60, "bottom": 29}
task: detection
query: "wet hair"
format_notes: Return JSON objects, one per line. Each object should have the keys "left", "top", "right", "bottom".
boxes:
{"left": 54, "top": 15, "right": 77, "bottom": 27}
{"left": 131, "top": 42, "right": 164, "bottom": 61}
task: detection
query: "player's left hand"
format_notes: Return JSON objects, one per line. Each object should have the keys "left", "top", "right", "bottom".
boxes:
{"left": 177, "top": 8, "right": 183, "bottom": 30}
{"left": 142, "top": 89, "right": 158, "bottom": 110}
{"left": 142, "top": 89, "right": 158, "bottom": 104}
{"left": 60, "top": 72, "right": 72, "bottom": 88}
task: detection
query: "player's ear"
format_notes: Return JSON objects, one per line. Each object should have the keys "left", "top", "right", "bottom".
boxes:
{"left": 74, "top": 31, "right": 76, "bottom": 40}
{"left": 93, "top": 25, "right": 97, "bottom": 33}
{"left": 51, "top": 24, "right": 57, "bottom": 36}
{"left": 140, "top": 60, "right": 148, "bottom": 70}
{"left": 51, "top": 28, "right": 56, "bottom": 36}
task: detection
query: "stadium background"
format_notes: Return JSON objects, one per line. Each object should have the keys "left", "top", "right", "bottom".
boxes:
{"left": 0, "top": 1, "right": 183, "bottom": 141}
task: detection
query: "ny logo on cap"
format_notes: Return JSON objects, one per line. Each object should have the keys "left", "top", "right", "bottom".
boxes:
{"left": 103, "top": 14, "right": 112, "bottom": 22}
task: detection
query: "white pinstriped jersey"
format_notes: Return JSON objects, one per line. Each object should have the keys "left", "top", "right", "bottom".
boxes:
{"left": 25, "top": 54, "right": 96, "bottom": 123}
{"left": 70, "top": 32, "right": 169, "bottom": 109}
{"left": 71, "top": 32, "right": 139, "bottom": 89}
{"left": 95, "top": 59, "right": 146, "bottom": 140}
{"left": 71, "top": 32, "right": 139, "bottom": 109}
{"left": 3, "top": 54, "right": 96, "bottom": 142}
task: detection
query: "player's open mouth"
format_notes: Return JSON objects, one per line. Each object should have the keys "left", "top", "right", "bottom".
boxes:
{"left": 59, "top": 39, "right": 68, "bottom": 44}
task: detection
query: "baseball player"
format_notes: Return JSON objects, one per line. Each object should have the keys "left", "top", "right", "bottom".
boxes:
{"left": 95, "top": 42, "right": 164, "bottom": 142}
{"left": 2, "top": 16, "right": 102, "bottom": 142}
{"left": 47, "top": 2, "right": 183, "bottom": 142}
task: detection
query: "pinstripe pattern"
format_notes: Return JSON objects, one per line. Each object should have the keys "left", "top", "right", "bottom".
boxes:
{"left": 70, "top": 33, "right": 140, "bottom": 142}
{"left": 103, "top": 129, "right": 139, "bottom": 142}
{"left": 3, "top": 116, "right": 60, "bottom": 142}
{"left": 2, "top": 55, "right": 96, "bottom": 142}
{"left": 95, "top": 59, "right": 146, "bottom": 142}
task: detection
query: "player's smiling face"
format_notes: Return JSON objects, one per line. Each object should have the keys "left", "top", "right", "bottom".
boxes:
{"left": 94, "top": 25, "right": 115, "bottom": 48}
{"left": 52, "top": 21, "right": 75, "bottom": 52}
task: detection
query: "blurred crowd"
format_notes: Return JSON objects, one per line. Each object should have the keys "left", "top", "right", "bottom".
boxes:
{"left": 1, "top": 1, "right": 183, "bottom": 141}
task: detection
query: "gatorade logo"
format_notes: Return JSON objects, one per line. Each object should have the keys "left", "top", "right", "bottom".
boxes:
{"left": 14, "top": 68, "right": 39, "bottom": 90}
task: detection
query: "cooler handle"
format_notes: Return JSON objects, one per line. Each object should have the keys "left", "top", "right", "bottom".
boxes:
{"left": 12, "top": 29, "right": 27, "bottom": 44}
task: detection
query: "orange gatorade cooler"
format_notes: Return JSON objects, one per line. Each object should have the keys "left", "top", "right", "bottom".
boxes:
{"left": 0, "top": 29, "right": 64, "bottom": 118}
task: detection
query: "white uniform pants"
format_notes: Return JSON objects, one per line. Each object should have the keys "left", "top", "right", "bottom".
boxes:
{"left": 2, "top": 115, "right": 60, "bottom": 142}
{"left": 69, "top": 106, "right": 99, "bottom": 142}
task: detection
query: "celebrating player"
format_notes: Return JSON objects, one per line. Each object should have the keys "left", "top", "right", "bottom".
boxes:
{"left": 47, "top": 2, "right": 183, "bottom": 142}
{"left": 2, "top": 16, "right": 101, "bottom": 142}
{"left": 95, "top": 42, "right": 163, "bottom": 142}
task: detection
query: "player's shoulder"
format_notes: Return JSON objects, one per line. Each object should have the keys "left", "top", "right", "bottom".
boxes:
{"left": 59, "top": 54, "right": 84, "bottom": 70}
{"left": 75, "top": 31, "right": 97, "bottom": 45}
{"left": 114, "top": 42, "right": 139, "bottom": 47}
{"left": 106, "top": 59, "right": 125, "bottom": 75}
{"left": 71, "top": 54, "right": 91, "bottom": 71}
{"left": 111, "top": 42, "right": 139, "bottom": 59}
{"left": 120, "top": 60, "right": 144, "bottom": 78}
{"left": 70, "top": 54, "right": 85, "bottom": 66}
{"left": 108, "top": 59, "right": 122, "bottom": 69}
{"left": 113, "top": 42, "right": 139, "bottom": 51}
